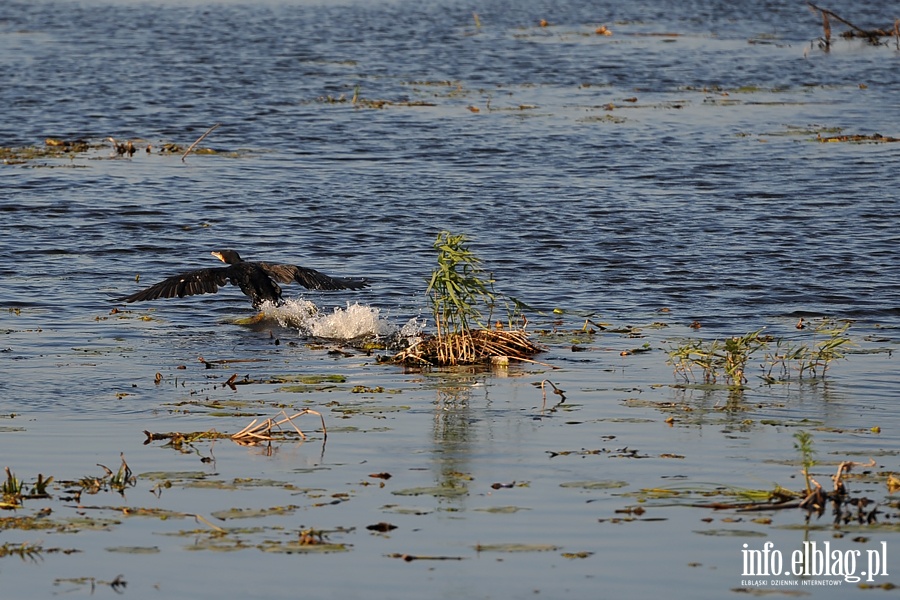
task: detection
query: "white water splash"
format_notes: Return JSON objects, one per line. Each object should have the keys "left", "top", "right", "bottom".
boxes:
{"left": 265, "top": 299, "right": 425, "bottom": 345}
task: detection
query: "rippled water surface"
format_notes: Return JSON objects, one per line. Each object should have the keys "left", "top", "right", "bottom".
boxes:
{"left": 2, "top": 0, "right": 899, "bottom": 598}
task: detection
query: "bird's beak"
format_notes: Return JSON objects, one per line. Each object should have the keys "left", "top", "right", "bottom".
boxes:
{"left": 211, "top": 251, "right": 225, "bottom": 263}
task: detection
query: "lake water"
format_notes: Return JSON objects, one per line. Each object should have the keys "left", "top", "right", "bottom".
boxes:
{"left": 1, "top": 0, "right": 899, "bottom": 598}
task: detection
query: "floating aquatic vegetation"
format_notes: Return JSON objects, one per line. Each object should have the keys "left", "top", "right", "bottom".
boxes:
{"left": 474, "top": 543, "right": 561, "bottom": 553}
{"left": 140, "top": 471, "right": 211, "bottom": 482}
{"left": 559, "top": 480, "right": 630, "bottom": 490}
{"left": 668, "top": 320, "right": 853, "bottom": 388}
{"left": 668, "top": 329, "right": 768, "bottom": 387}
{"left": 807, "top": 2, "right": 900, "bottom": 49}
{"left": 817, "top": 132, "right": 900, "bottom": 143}
{"left": 258, "top": 527, "right": 351, "bottom": 554}
{"left": 210, "top": 506, "right": 300, "bottom": 521}
{"left": 1, "top": 467, "right": 24, "bottom": 508}
{"left": 391, "top": 486, "right": 469, "bottom": 498}
{"left": 474, "top": 506, "right": 531, "bottom": 514}
{"left": 1, "top": 139, "right": 95, "bottom": 164}
{"left": 273, "top": 374, "right": 347, "bottom": 384}
{"left": 394, "top": 232, "right": 543, "bottom": 366}
{"left": 143, "top": 408, "right": 327, "bottom": 450}
{"left": 0, "top": 542, "right": 78, "bottom": 560}
{"left": 231, "top": 408, "right": 326, "bottom": 443}
{"left": 793, "top": 431, "right": 817, "bottom": 496}
{"left": 2, "top": 131, "right": 240, "bottom": 167}
{"left": 99, "top": 455, "right": 136, "bottom": 494}
{"left": 695, "top": 529, "right": 768, "bottom": 538}
{"left": 329, "top": 403, "right": 411, "bottom": 415}
{"left": 105, "top": 546, "right": 160, "bottom": 554}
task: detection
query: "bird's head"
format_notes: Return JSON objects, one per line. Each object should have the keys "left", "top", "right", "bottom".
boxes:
{"left": 211, "top": 250, "right": 243, "bottom": 265}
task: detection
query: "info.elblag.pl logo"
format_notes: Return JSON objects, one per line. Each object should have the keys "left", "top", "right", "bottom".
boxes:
{"left": 741, "top": 541, "right": 889, "bottom": 586}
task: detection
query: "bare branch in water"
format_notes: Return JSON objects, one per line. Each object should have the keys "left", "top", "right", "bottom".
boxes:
{"left": 181, "top": 123, "right": 221, "bottom": 162}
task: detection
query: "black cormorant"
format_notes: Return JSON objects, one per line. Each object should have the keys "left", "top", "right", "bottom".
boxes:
{"left": 116, "top": 250, "right": 369, "bottom": 309}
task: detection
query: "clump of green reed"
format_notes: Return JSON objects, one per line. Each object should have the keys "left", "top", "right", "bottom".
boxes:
{"left": 793, "top": 431, "right": 816, "bottom": 495}
{"left": 669, "top": 329, "right": 768, "bottom": 386}
{"left": 81, "top": 455, "right": 135, "bottom": 498}
{"left": 669, "top": 320, "right": 852, "bottom": 387}
{"left": 396, "top": 231, "right": 540, "bottom": 366}
{"left": 428, "top": 231, "right": 494, "bottom": 338}
{"left": 29, "top": 473, "right": 53, "bottom": 498}
{"left": 0, "top": 542, "right": 43, "bottom": 561}
{"left": 1, "top": 467, "right": 23, "bottom": 504}
{"left": 104, "top": 454, "right": 136, "bottom": 494}
{"left": 762, "top": 320, "right": 852, "bottom": 382}
{"left": 1, "top": 468, "right": 55, "bottom": 507}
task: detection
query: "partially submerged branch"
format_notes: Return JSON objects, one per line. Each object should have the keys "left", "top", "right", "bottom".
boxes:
{"left": 181, "top": 123, "right": 221, "bottom": 162}
{"left": 807, "top": 2, "right": 897, "bottom": 47}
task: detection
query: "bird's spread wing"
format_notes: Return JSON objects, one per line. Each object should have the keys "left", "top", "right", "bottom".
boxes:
{"left": 259, "top": 262, "right": 369, "bottom": 291}
{"left": 116, "top": 268, "right": 232, "bottom": 303}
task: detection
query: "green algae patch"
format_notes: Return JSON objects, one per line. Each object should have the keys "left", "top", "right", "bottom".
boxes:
{"left": 475, "top": 543, "right": 561, "bottom": 553}
{"left": 276, "top": 374, "right": 348, "bottom": 393}
{"left": 1, "top": 139, "right": 97, "bottom": 164}
{"left": 278, "top": 384, "right": 341, "bottom": 393}
{"left": 694, "top": 529, "right": 768, "bottom": 537}
{"left": 272, "top": 374, "right": 347, "bottom": 384}
{"left": 163, "top": 399, "right": 263, "bottom": 413}
{"left": 392, "top": 486, "right": 469, "bottom": 498}
{"left": 182, "top": 538, "right": 257, "bottom": 552}
{"left": 258, "top": 540, "right": 351, "bottom": 554}
{"left": 180, "top": 478, "right": 308, "bottom": 492}
{"left": 380, "top": 505, "right": 434, "bottom": 515}
{"left": 139, "top": 471, "right": 211, "bottom": 482}
{"left": 210, "top": 505, "right": 300, "bottom": 520}
{"left": 230, "top": 478, "right": 305, "bottom": 489}
{"left": 330, "top": 403, "right": 411, "bottom": 415}
{"left": 55, "top": 516, "right": 123, "bottom": 533}
{"left": 473, "top": 506, "right": 531, "bottom": 514}
{"left": 105, "top": 546, "right": 161, "bottom": 554}
{"left": 116, "top": 507, "right": 197, "bottom": 520}
{"left": 0, "top": 514, "right": 80, "bottom": 533}
{"left": 559, "top": 480, "right": 630, "bottom": 490}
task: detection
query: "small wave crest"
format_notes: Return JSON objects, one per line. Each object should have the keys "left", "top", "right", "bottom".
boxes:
{"left": 264, "top": 299, "right": 425, "bottom": 347}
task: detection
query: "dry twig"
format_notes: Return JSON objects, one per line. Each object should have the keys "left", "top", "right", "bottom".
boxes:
{"left": 181, "top": 123, "right": 221, "bottom": 162}
{"left": 231, "top": 408, "right": 327, "bottom": 443}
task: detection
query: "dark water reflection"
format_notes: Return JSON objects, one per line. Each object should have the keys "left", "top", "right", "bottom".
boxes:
{"left": 1, "top": 0, "right": 899, "bottom": 598}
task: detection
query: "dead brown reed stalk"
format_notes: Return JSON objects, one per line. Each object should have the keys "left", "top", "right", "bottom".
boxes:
{"left": 807, "top": 2, "right": 893, "bottom": 45}
{"left": 395, "top": 328, "right": 544, "bottom": 367}
{"left": 231, "top": 408, "right": 326, "bottom": 443}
